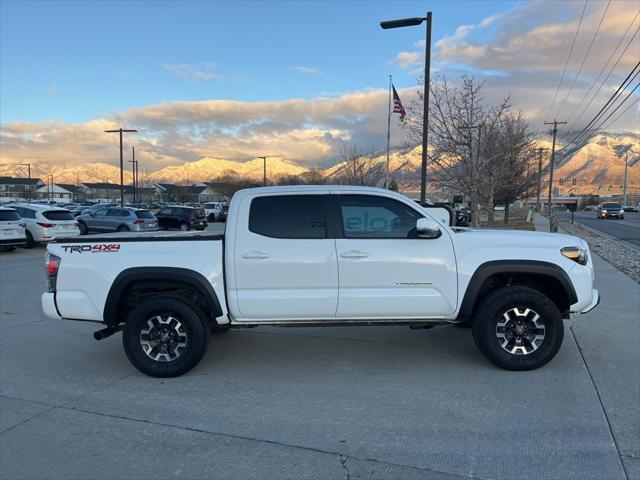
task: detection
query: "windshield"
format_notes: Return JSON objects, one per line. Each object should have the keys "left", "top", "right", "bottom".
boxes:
{"left": 135, "top": 210, "right": 155, "bottom": 219}
{"left": 0, "top": 210, "right": 20, "bottom": 221}
{"left": 42, "top": 210, "right": 75, "bottom": 221}
{"left": 602, "top": 203, "right": 621, "bottom": 208}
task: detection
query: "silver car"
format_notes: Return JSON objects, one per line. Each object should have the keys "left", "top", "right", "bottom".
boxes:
{"left": 77, "top": 207, "right": 159, "bottom": 234}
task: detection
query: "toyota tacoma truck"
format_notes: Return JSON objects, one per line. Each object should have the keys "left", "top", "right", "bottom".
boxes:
{"left": 41, "top": 186, "right": 599, "bottom": 377}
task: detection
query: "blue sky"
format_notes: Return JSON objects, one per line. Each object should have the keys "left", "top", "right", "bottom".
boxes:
{"left": 1, "top": 0, "right": 636, "bottom": 169}
{"left": 1, "top": 0, "right": 513, "bottom": 123}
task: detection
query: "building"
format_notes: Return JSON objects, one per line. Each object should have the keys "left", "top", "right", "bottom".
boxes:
{"left": 34, "top": 184, "right": 75, "bottom": 203}
{"left": 0, "top": 177, "right": 45, "bottom": 202}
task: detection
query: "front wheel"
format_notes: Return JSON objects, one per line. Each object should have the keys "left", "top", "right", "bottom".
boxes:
{"left": 179, "top": 223, "right": 190, "bottom": 232}
{"left": 471, "top": 286, "right": 563, "bottom": 371}
{"left": 122, "top": 298, "right": 209, "bottom": 377}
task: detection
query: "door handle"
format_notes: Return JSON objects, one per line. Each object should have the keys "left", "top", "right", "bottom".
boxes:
{"left": 340, "top": 250, "right": 369, "bottom": 259}
{"left": 241, "top": 251, "right": 271, "bottom": 259}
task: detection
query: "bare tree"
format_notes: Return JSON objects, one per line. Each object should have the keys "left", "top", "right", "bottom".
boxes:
{"left": 299, "top": 168, "right": 326, "bottom": 185}
{"left": 209, "top": 170, "right": 253, "bottom": 198}
{"left": 334, "top": 144, "right": 382, "bottom": 186}
{"left": 403, "top": 74, "right": 532, "bottom": 226}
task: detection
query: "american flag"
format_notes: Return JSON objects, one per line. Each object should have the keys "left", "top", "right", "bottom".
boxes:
{"left": 392, "top": 85, "right": 406, "bottom": 121}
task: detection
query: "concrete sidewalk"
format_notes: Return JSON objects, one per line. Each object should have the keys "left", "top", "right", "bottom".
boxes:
{"left": 534, "top": 213, "right": 640, "bottom": 479}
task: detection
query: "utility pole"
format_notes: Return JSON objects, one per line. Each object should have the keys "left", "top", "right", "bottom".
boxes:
{"left": 258, "top": 156, "right": 268, "bottom": 186}
{"left": 129, "top": 146, "right": 137, "bottom": 203}
{"left": 544, "top": 120, "right": 566, "bottom": 232}
{"left": 104, "top": 128, "right": 138, "bottom": 206}
{"left": 47, "top": 174, "right": 53, "bottom": 203}
{"left": 535, "top": 148, "right": 548, "bottom": 213}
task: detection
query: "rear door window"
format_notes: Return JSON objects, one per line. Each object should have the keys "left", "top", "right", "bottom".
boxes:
{"left": 249, "top": 195, "right": 327, "bottom": 239}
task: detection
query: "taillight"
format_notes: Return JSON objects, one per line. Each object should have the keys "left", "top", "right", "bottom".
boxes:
{"left": 19, "top": 223, "right": 26, "bottom": 228}
{"left": 45, "top": 252, "right": 61, "bottom": 292}
{"left": 37, "top": 222, "right": 55, "bottom": 228}
{"left": 133, "top": 219, "right": 145, "bottom": 224}
{"left": 74, "top": 222, "right": 79, "bottom": 227}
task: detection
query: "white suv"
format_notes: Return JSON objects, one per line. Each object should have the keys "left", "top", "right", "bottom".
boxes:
{"left": 11, "top": 204, "right": 80, "bottom": 246}
{"left": 0, "top": 206, "right": 27, "bottom": 251}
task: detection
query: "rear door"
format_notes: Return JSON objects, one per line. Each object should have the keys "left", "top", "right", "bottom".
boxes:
{"left": 232, "top": 193, "right": 338, "bottom": 320}
{"left": 333, "top": 194, "right": 457, "bottom": 319}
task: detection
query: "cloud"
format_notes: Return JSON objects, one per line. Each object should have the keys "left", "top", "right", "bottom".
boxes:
{"left": 290, "top": 66, "right": 321, "bottom": 74}
{"left": 45, "top": 83, "right": 57, "bottom": 97}
{"left": 162, "top": 62, "right": 221, "bottom": 82}
{"left": 0, "top": 88, "right": 417, "bottom": 171}
{"left": 393, "top": 51, "right": 421, "bottom": 68}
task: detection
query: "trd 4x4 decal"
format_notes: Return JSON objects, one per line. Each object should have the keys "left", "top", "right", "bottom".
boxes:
{"left": 61, "top": 244, "right": 121, "bottom": 253}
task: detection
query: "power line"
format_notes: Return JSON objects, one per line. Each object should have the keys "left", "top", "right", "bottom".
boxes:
{"left": 562, "top": 61, "right": 640, "bottom": 150}
{"left": 567, "top": 24, "right": 640, "bottom": 130}
{"left": 554, "top": 0, "right": 612, "bottom": 120}
{"left": 544, "top": 0, "right": 588, "bottom": 123}
{"left": 595, "top": 84, "right": 640, "bottom": 132}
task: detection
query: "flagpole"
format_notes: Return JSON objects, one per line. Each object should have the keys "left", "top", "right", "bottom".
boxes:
{"left": 386, "top": 75, "right": 392, "bottom": 189}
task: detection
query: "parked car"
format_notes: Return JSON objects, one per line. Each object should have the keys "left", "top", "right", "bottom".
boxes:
{"left": 622, "top": 205, "right": 638, "bottom": 212}
{"left": 125, "top": 203, "right": 150, "bottom": 210}
{"left": 494, "top": 204, "right": 506, "bottom": 211}
{"left": 11, "top": 204, "right": 80, "bottom": 246}
{"left": 0, "top": 206, "right": 27, "bottom": 251}
{"left": 42, "top": 185, "right": 599, "bottom": 377}
{"left": 155, "top": 206, "right": 207, "bottom": 231}
{"left": 202, "top": 202, "right": 229, "bottom": 222}
{"left": 454, "top": 207, "right": 471, "bottom": 226}
{"left": 77, "top": 207, "right": 159, "bottom": 234}
{"left": 597, "top": 202, "right": 624, "bottom": 219}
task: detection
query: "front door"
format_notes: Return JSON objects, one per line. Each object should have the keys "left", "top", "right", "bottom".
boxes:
{"left": 232, "top": 193, "right": 338, "bottom": 320}
{"left": 334, "top": 194, "right": 457, "bottom": 319}
{"left": 88, "top": 208, "right": 110, "bottom": 232}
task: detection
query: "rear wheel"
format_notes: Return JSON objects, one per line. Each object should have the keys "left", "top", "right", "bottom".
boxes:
{"left": 78, "top": 222, "right": 88, "bottom": 235}
{"left": 122, "top": 298, "right": 209, "bottom": 377}
{"left": 471, "top": 286, "right": 563, "bottom": 371}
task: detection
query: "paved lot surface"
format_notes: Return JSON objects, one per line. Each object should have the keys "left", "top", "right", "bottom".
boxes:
{"left": 1, "top": 225, "right": 638, "bottom": 480}
{"left": 557, "top": 211, "right": 640, "bottom": 247}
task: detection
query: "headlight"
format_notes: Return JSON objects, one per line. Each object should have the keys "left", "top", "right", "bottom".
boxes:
{"left": 561, "top": 246, "right": 588, "bottom": 265}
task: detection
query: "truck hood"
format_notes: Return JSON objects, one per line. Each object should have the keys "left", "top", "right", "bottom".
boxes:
{"left": 451, "top": 228, "right": 585, "bottom": 249}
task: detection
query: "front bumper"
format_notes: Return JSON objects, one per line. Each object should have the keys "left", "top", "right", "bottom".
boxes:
{"left": 41, "top": 292, "right": 62, "bottom": 320}
{"left": 580, "top": 289, "right": 600, "bottom": 314}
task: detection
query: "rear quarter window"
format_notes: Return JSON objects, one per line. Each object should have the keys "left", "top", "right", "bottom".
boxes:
{"left": 42, "top": 210, "right": 75, "bottom": 221}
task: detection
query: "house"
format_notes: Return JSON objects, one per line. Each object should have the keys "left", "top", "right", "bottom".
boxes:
{"left": 34, "top": 184, "right": 75, "bottom": 203}
{"left": 57, "top": 184, "right": 84, "bottom": 202}
{"left": 0, "top": 177, "right": 45, "bottom": 201}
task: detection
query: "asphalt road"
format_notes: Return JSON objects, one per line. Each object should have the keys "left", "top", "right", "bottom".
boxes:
{"left": 0, "top": 229, "right": 638, "bottom": 480}
{"left": 557, "top": 211, "right": 640, "bottom": 247}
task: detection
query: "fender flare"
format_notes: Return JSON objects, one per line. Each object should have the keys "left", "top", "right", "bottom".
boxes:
{"left": 457, "top": 260, "right": 578, "bottom": 321}
{"left": 103, "top": 267, "right": 223, "bottom": 326}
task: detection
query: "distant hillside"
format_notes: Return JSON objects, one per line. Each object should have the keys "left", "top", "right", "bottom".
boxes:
{"left": 0, "top": 132, "right": 637, "bottom": 195}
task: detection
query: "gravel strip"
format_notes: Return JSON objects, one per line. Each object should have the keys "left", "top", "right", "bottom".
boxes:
{"left": 559, "top": 221, "right": 640, "bottom": 283}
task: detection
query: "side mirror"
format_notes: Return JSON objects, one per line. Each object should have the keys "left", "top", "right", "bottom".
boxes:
{"left": 416, "top": 218, "right": 441, "bottom": 239}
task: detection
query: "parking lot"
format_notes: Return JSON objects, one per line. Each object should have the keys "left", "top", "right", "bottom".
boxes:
{"left": 1, "top": 226, "right": 638, "bottom": 480}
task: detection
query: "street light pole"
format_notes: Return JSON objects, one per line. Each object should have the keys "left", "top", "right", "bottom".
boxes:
{"left": 258, "top": 156, "right": 268, "bottom": 186}
{"left": 535, "top": 148, "right": 548, "bottom": 213}
{"left": 105, "top": 128, "right": 138, "bottom": 206}
{"left": 381, "top": 12, "right": 432, "bottom": 203}
{"left": 129, "top": 146, "right": 137, "bottom": 203}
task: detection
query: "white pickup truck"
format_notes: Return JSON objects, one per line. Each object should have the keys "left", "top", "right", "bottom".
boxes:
{"left": 41, "top": 186, "right": 599, "bottom": 377}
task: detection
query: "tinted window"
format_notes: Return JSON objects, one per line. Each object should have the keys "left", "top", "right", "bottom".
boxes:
{"left": 42, "top": 210, "right": 75, "bottom": 221}
{"left": 17, "top": 208, "right": 36, "bottom": 219}
{"left": 0, "top": 210, "right": 20, "bottom": 221}
{"left": 107, "top": 209, "right": 129, "bottom": 217}
{"left": 135, "top": 210, "right": 154, "bottom": 219}
{"left": 339, "top": 195, "right": 422, "bottom": 239}
{"left": 157, "top": 208, "right": 171, "bottom": 215}
{"left": 93, "top": 208, "right": 109, "bottom": 216}
{"left": 249, "top": 195, "right": 326, "bottom": 239}
{"left": 602, "top": 203, "right": 621, "bottom": 208}
{"left": 192, "top": 208, "right": 205, "bottom": 217}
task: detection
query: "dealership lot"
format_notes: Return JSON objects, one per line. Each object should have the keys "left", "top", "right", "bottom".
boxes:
{"left": 0, "top": 231, "right": 638, "bottom": 479}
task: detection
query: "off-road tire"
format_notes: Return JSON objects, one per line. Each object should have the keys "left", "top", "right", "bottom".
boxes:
{"left": 472, "top": 286, "right": 563, "bottom": 371}
{"left": 122, "top": 297, "right": 209, "bottom": 377}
